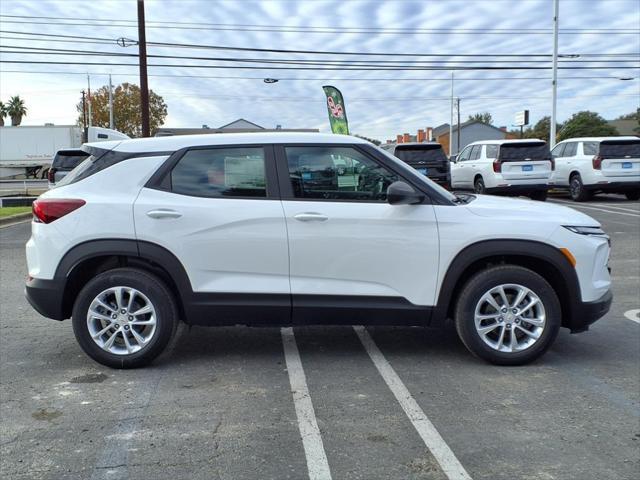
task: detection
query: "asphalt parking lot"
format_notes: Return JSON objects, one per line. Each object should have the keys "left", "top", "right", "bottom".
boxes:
{"left": 1, "top": 194, "right": 639, "bottom": 480}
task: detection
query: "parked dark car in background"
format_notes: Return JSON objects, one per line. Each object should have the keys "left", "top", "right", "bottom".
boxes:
{"left": 381, "top": 142, "right": 450, "bottom": 189}
{"left": 47, "top": 149, "right": 90, "bottom": 187}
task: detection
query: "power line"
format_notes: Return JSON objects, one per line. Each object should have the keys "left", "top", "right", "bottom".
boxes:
{"left": 2, "top": 70, "right": 634, "bottom": 82}
{"left": 4, "top": 30, "right": 639, "bottom": 60}
{"left": 1, "top": 15, "right": 638, "bottom": 35}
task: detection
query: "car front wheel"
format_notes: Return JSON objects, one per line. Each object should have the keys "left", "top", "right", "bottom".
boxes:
{"left": 72, "top": 268, "right": 178, "bottom": 369}
{"left": 454, "top": 265, "right": 561, "bottom": 365}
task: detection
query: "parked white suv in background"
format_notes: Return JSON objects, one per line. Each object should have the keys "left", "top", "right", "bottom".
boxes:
{"left": 451, "top": 139, "right": 552, "bottom": 200}
{"left": 550, "top": 136, "right": 640, "bottom": 201}
{"left": 26, "top": 133, "right": 611, "bottom": 368}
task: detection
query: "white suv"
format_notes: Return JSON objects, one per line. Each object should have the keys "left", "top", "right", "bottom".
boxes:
{"left": 25, "top": 133, "right": 612, "bottom": 368}
{"left": 451, "top": 139, "right": 552, "bottom": 201}
{"left": 549, "top": 136, "right": 640, "bottom": 201}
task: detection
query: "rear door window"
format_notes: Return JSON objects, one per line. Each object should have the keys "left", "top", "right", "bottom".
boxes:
{"left": 393, "top": 145, "right": 447, "bottom": 163}
{"left": 171, "top": 147, "right": 267, "bottom": 198}
{"left": 498, "top": 142, "right": 551, "bottom": 161}
{"left": 563, "top": 142, "right": 578, "bottom": 157}
{"left": 598, "top": 140, "right": 640, "bottom": 159}
{"left": 469, "top": 145, "right": 482, "bottom": 160}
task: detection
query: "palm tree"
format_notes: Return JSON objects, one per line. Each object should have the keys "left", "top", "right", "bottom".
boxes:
{"left": 0, "top": 101, "right": 6, "bottom": 127}
{"left": 7, "top": 96, "right": 27, "bottom": 126}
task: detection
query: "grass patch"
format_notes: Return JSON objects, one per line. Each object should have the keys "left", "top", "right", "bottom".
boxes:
{"left": 0, "top": 206, "right": 32, "bottom": 218}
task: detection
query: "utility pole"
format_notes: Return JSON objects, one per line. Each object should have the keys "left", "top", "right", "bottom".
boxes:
{"left": 137, "top": 0, "right": 151, "bottom": 137}
{"left": 87, "top": 74, "right": 92, "bottom": 127}
{"left": 550, "top": 0, "right": 559, "bottom": 148}
{"left": 108, "top": 74, "right": 114, "bottom": 130}
{"left": 81, "top": 90, "right": 87, "bottom": 142}
{"left": 456, "top": 97, "right": 461, "bottom": 155}
{"left": 449, "top": 72, "right": 454, "bottom": 156}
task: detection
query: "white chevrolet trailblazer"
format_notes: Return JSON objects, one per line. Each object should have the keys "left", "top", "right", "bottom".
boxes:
{"left": 25, "top": 133, "right": 612, "bottom": 368}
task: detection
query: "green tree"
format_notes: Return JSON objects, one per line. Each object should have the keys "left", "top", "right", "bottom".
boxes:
{"left": 7, "top": 95, "right": 27, "bottom": 126}
{"left": 616, "top": 108, "right": 639, "bottom": 120}
{"left": 521, "top": 116, "right": 561, "bottom": 141}
{"left": 467, "top": 112, "right": 493, "bottom": 125}
{"left": 0, "top": 101, "right": 6, "bottom": 127}
{"left": 557, "top": 111, "right": 618, "bottom": 141}
{"left": 76, "top": 82, "right": 168, "bottom": 137}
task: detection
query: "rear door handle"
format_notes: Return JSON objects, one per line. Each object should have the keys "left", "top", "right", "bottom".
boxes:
{"left": 146, "top": 209, "right": 182, "bottom": 219}
{"left": 293, "top": 212, "right": 328, "bottom": 222}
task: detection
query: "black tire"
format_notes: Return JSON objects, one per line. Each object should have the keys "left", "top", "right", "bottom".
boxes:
{"left": 569, "top": 174, "right": 592, "bottom": 202}
{"left": 625, "top": 191, "right": 640, "bottom": 201}
{"left": 72, "top": 268, "right": 178, "bottom": 369}
{"left": 528, "top": 190, "right": 548, "bottom": 201}
{"left": 454, "top": 265, "right": 561, "bottom": 366}
{"left": 474, "top": 176, "right": 486, "bottom": 194}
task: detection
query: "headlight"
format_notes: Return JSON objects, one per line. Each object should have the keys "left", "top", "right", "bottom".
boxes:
{"left": 563, "top": 226, "right": 607, "bottom": 236}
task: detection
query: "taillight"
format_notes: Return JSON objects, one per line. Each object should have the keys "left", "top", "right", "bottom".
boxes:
{"left": 592, "top": 155, "right": 602, "bottom": 170}
{"left": 47, "top": 168, "right": 55, "bottom": 183}
{"left": 492, "top": 159, "right": 502, "bottom": 173}
{"left": 32, "top": 199, "right": 85, "bottom": 224}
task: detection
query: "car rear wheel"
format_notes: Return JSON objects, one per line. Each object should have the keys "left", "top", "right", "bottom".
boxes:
{"left": 625, "top": 191, "right": 640, "bottom": 201}
{"left": 454, "top": 265, "right": 561, "bottom": 365}
{"left": 474, "top": 176, "right": 486, "bottom": 194}
{"left": 569, "top": 174, "right": 592, "bottom": 202}
{"left": 528, "top": 190, "right": 548, "bottom": 201}
{"left": 72, "top": 268, "right": 178, "bottom": 369}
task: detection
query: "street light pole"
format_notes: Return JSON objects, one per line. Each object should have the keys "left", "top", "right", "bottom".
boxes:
{"left": 137, "top": 0, "right": 150, "bottom": 137}
{"left": 449, "top": 72, "right": 454, "bottom": 156}
{"left": 550, "top": 0, "right": 559, "bottom": 148}
{"left": 108, "top": 74, "right": 114, "bottom": 130}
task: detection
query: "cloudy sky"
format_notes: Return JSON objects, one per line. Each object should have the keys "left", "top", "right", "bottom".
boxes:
{"left": 0, "top": 0, "right": 638, "bottom": 141}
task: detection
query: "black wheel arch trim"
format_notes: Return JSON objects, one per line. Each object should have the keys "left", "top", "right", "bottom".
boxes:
{"left": 433, "top": 239, "right": 586, "bottom": 331}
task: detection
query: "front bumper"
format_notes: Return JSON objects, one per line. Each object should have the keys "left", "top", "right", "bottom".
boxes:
{"left": 569, "top": 289, "right": 612, "bottom": 333}
{"left": 25, "top": 276, "right": 67, "bottom": 321}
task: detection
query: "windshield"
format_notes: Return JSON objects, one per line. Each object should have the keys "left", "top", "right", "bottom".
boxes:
{"left": 599, "top": 140, "right": 640, "bottom": 159}
{"left": 375, "top": 146, "right": 457, "bottom": 202}
{"left": 499, "top": 142, "right": 551, "bottom": 161}
{"left": 394, "top": 146, "right": 447, "bottom": 163}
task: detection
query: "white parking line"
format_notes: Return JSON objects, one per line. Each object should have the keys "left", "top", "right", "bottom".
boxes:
{"left": 354, "top": 326, "right": 472, "bottom": 480}
{"left": 281, "top": 327, "right": 332, "bottom": 480}
{"left": 624, "top": 309, "right": 640, "bottom": 325}
{"left": 549, "top": 200, "right": 640, "bottom": 218}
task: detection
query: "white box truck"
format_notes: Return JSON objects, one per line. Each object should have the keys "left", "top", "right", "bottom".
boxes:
{"left": 0, "top": 125, "right": 128, "bottom": 179}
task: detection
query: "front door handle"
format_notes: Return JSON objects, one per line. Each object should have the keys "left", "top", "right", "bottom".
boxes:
{"left": 146, "top": 209, "right": 182, "bottom": 219}
{"left": 293, "top": 212, "right": 329, "bottom": 222}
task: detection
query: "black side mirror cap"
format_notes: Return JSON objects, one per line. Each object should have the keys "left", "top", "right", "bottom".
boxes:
{"left": 387, "top": 181, "right": 425, "bottom": 205}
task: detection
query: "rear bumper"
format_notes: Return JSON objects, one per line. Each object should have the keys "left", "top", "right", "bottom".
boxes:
{"left": 25, "top": 277, "right": 67, "bottom": 321}
{"left": 585, "top": 181, "right": 640, "bottom": 192}
{"left": 486, "top": 183, "right": 548, "bottom": 195}
{"left": 568, "top": 289, "right": 612, "bottom": 333}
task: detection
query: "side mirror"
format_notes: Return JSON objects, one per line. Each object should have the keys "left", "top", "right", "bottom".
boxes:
{"left": 387, "top": 181, "right": 425, "bottom": 205}
{"left": 449, "top": 155, "right": 458, "bottom": 163}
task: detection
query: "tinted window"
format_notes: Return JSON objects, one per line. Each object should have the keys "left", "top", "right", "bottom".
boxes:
{"left": 551, "top": 143, "right": 565, "bottom": 158}
{"left": 52, "top": 150, "right": 89, "bottom": 169}
{"left": 563, "top": 142, "right": 578, "bottom": 157}
{"left": 583, "top": 142, "right": 598, "bottom": 155}
{"left": 599, "top": 140, "right": 640, "bottom": 159}
{"left": 171, "top": 147, "right": 266, "bottom": 198}
{"left": 394, "top": 145, "right": 447, "bottom": 163}
{"left": 486, "top": 145, "right": 498, "bottom": 159}
{"left": 286, "top": 146, "right": 398, "bottom": 201}
{"left": 498, "top": 142, "right": 551, "bottom": 161}
{"left": 469, "top": 145, "right": 482, "bottom": 160}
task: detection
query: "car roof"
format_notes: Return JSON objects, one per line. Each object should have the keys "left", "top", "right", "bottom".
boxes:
{"left": 556, "top": 136, "right": 640, "bottom": 143}
{"left": 467, "top": 139, "right": 546, "bottom": 146}
{"left": 86, "top": 132, "right": 369, "bottom": 154}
